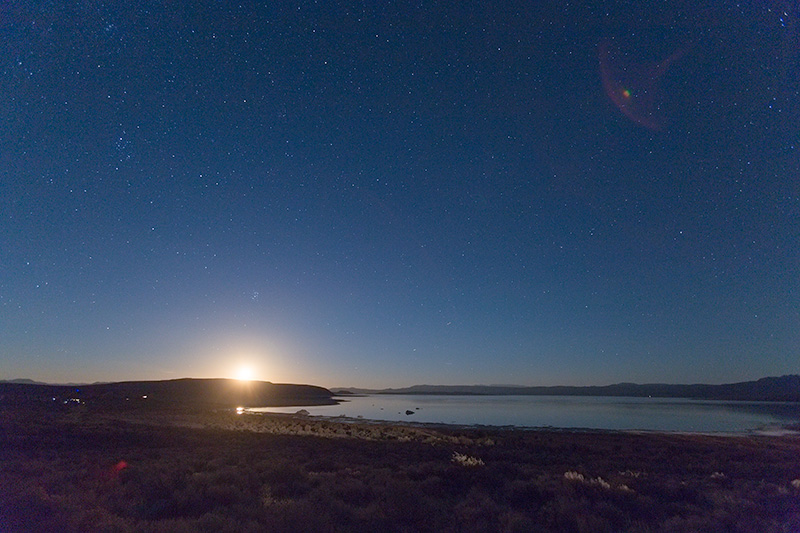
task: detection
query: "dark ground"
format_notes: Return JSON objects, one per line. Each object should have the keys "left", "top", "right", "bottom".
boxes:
{"left": 2, "top": 403, "right": 799, "bottom": 532}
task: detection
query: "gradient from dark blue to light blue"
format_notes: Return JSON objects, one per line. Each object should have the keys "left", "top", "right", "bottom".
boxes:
{"left": 2, "top": 1, "right": 798, "bottom": 387}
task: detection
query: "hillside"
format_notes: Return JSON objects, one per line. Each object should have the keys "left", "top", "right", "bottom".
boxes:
{"left": 0, "top": 378, "right": 336, "bottom": 408}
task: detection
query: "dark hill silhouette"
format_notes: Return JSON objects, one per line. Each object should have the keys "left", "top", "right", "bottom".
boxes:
{"left": 336, "top": 375, "right": 800, "bottom": 402}
{"left": 0, "top": 378, "right": 336, "bottom": 408}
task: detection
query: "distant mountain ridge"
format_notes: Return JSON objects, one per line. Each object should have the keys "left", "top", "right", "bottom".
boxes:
{"left": 334, "top": 375, "right": 800, "bottom": 402}
{"left": 0, "top": 378, "right": 336, "bottom": 408}
{"left": 0, "top": 378, "right": 45, "bottom": 385}
{"left": 0, "top": 378, "right": 108, "bottom": 386}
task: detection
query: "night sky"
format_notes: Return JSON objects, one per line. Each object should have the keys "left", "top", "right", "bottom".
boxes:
{"left": 2, "top": 1, "right": 798, "bottom": 388}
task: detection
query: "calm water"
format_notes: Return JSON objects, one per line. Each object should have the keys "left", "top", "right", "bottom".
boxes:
{"left": 250, "top": 395, "right": 800, "bottom": 433}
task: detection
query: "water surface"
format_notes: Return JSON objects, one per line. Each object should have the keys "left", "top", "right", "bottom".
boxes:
{"left": 249, "top": 395, "right": 800, "bottom": 433}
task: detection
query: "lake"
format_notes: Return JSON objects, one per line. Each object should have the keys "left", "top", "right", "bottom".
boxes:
{"left": 249, "top": 394, "right": 800, "bottom": 434}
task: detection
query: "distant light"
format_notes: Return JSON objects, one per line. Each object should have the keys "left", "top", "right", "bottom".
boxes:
{"left": 142, "top": 395, "right": 147, "bottom": 399}
{"left": 236, "top": 406, "right": 245, "bottom": 415}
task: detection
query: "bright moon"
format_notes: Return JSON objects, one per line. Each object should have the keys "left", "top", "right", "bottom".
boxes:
{"left": 235, "top": 366, "right": 255, "bottom": 381}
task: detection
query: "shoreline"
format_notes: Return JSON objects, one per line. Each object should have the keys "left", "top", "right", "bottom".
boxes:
{"left": 240, "top": 405, "right": 800, "bottom": 439}
{"left": 98, "top": 405, "right": 800, "bottom": 445}
{"left": 3, "top": 402, "right": 800, "bottom": 531}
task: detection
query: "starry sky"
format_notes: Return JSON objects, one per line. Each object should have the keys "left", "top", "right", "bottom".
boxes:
{"left": 2, "top": 1, "right": 798, "bottom": 388}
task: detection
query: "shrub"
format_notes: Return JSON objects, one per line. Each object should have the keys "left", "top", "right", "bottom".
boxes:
{"left": 452, "top": 452, "right": 485, "bottom": 467}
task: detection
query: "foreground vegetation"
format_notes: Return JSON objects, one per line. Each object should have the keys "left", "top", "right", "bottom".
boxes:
{"left": 1, "top": 404, "right": 799, "bottom": 532}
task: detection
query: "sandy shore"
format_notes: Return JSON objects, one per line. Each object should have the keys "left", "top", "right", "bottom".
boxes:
{"left": 105, "top": 405, "right": 800, "bottom": 444}
{"left": 108, "top": 409, "right": 498, "bottom": 445}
